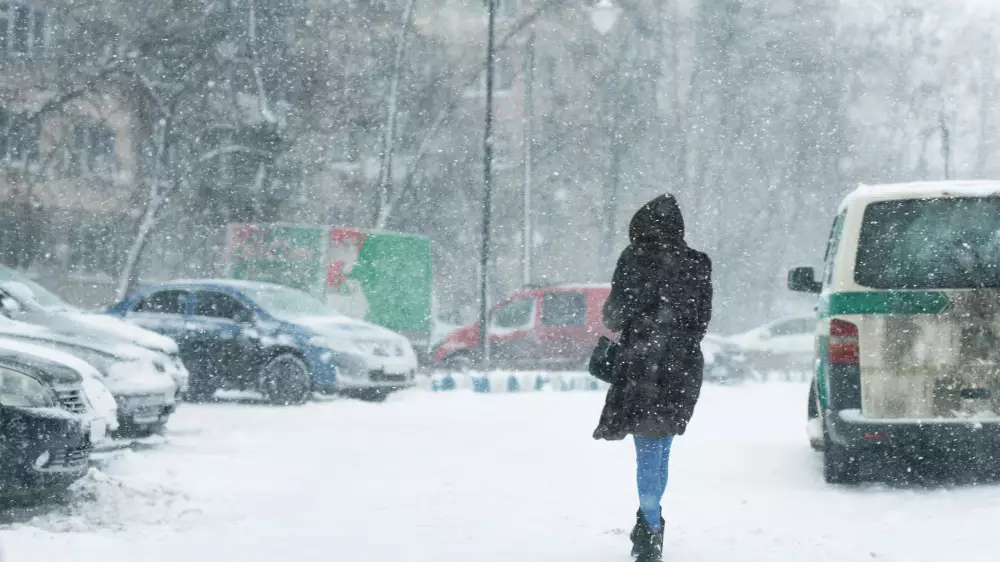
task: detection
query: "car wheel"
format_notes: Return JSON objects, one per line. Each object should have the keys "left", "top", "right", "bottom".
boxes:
{"left": 185, "top": 374, "right": 218, "bottom": 403}
{"left": 148, "top": 420, "right": 169, "bottom": 436}
{"left": 443, "top": 352, "right": 475, "bottom": 372}
{"left": 185, "top": 387, "right": 216, "bottom": 403}
{"left": 808, "top": 380, "right": 819, "bottom": 420}
{"left": 259, "top": 353, "right": 312, "bottom": 406}
{"left": 807, "top": 382, "right": 827, "bottom": 452}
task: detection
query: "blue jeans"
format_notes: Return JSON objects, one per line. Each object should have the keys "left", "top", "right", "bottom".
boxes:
{"left": 634, "top": 435, "right": 674, "bottom": 531}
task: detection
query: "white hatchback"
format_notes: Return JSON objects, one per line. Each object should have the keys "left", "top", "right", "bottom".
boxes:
{"left": 729, "top": 316, "right": 816, "bottom": 377}
{"left": 0, "top": 337, "right": 118, "bottom": 444}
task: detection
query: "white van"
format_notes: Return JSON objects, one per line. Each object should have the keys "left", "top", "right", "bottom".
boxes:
{"left": 789, "top": 180, "right": 1000, "bottom": 483}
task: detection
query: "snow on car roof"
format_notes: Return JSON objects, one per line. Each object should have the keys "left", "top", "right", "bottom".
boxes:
{"left": 519, "top": 283, "right": 610, "bottom": 292}
{"left": 0, "top": 336, "right": 103, "bottom": 379}
{"left": 147, "top": 279, "right": 288, "bottom": 291}
{"left": 842, "top": 180, "right": 1000, "bottom": 210}
{"left": 0, "top": 319, "right": 152, "bottom": 360}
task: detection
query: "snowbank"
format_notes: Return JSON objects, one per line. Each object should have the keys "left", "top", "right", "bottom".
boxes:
{"left": 418, "top": 371, "right": 606, "bottom": 393}
{"left": 12, "top": 465, "right": 200, "bottom": 534}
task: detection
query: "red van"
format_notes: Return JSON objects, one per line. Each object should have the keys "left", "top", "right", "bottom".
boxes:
{"left": 432, "top": 284, "right": 612, "bottom": 370}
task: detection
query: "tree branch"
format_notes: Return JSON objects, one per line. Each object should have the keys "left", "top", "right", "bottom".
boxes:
{"left": 26, "top": 58, "right": 125, "bottom": 123}
{"left": 371, "top": 0, "right": 568, "bottom": 227}
{"left": 373, "top": 0, "right": 418, "bottom": 228}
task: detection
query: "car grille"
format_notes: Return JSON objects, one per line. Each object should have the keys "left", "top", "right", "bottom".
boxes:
{"left": 56, "top": 388, "right": 88, "bottom": 414}
{"left": 48, "top": 446, "right": 90, "bottom": 470}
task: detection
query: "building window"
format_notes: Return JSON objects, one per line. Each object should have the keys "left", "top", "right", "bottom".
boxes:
{"left": 0, "top": 3, "right": 48, "bottom": 58}
{"left": 70, "top": 123, "right": 118, "bottom": 177}
{"left": 0, "top": 108, "right": 39, "bottom": 167}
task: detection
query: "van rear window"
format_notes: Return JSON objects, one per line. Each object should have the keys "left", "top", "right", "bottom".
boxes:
{"left": 855, "top": 197, "right": 1000, "bottom": 289}
{"left": 541, "top": 292, "right": 587, "bottom": 327}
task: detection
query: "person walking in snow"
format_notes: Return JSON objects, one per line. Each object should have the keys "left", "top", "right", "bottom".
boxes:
{"left": 594, "top": 194, "right": 713, "bottom": 561}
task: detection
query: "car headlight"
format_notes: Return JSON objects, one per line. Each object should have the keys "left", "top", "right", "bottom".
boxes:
{"left": 355, "top": 340, "right": 393, "bottom": 357}
{"left": 0, "top": 367, "right": 57, "bottom": 408}
{"left": 64, "top": 348, "right": 122, "bottom": 377}
{"left": 396, "top": 339, "right": 416, "bottom": 359}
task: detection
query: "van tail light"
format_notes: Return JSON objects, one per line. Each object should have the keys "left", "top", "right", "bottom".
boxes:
{"left": 829, "top": 319, "right": 859, "bottom": 365}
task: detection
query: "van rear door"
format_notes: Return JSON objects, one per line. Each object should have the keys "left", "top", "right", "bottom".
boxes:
{"left": 537, "top": 290, "right": 589, "bottom": 367}
{"left": 851, "top": 196, "right": 1000, "bottom": 420}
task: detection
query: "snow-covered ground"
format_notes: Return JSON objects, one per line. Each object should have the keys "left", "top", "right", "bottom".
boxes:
{"left": 4, "top": 381, "right": 1000, "bottom": 561}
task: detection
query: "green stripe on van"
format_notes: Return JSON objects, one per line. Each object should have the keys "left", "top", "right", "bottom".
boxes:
{"left": 818, "top": 291, "right": 950, "bottom": 317}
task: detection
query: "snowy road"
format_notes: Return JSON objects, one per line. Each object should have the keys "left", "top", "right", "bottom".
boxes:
{"left": 4, "top": 381, "right": 1000, "bottom": 562}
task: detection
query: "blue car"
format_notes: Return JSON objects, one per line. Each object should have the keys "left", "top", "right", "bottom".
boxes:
{"left": 105, "top": 280, "right": 419, "bottom": 404}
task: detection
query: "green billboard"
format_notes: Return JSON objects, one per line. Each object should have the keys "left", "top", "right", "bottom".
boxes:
{"left": 224, "top": 223, "right": 330, "bottom": 300}
{"left": 225, "top": 224, "right": 433, "bottom": 342}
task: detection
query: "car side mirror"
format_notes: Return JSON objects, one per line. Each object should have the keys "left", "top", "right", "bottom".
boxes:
{"left": 788, "top": 267, "right": 822, "bottom": 294}
{"left": 235, "top": 309, "right": 256, "bottom": 326}
{"left": 0, "top": 282, "right": 36, "bottom": 304}
{"left": 0, "top": 297, "right": 21, "bottom": 315}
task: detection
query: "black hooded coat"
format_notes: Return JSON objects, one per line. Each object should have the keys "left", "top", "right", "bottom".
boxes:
{"left": 593, "top": 195, "right": 713, "bottom": 440}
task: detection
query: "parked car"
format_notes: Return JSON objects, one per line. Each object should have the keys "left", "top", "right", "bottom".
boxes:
{"left": 433, "top": 284, "right": 613, "bottom": 370}
{"left": 0, "top": 338, "right": 118, "bottom": 444}
{"left": 105, "top": 280, "right": 419, "bottom": 403}
{"left": 728, "top": 316, "right": 816, "bottom": 376}
{"left": 435, "top": 284, "right": 747, "bottom": 377}
{"left": 0, "top": 266, "right": 189, "bottom": 398}
{"left": 701, "top": 333, "right": 751, "bottom": 384}
{"left": 0, "top": 350, "right": 92, "bottom": 500}
{"left": 790, "top": 180, "right": 1000, "bottom": 484}
{"left": 0, "top": 317, "right": 176, "bottom": 437}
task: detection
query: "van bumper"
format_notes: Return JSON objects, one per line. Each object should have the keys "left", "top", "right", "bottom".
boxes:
{"left": 828, "top": 409, "right": 1000, "bottom": 451}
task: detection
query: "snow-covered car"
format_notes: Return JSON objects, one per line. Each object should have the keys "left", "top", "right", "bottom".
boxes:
{"left": 106, "top": 280, "right": 418, "bottom": 403}
{"left": 0, "top": 317, "right": 176, "bottom": 437}
{"left": 0, "top": 350, "right": 92, "bottom": 498}
{"left": 0, "top": 266, "right": 189, "bottom": 397}
{"left": 701, "top": 333, "right": 750, "bottom": 385}
{"left": 0, "top": 337, "right": 118, "bottom": 444}
{"left": 728, "top": 316, "right": 816, "bottom": 376}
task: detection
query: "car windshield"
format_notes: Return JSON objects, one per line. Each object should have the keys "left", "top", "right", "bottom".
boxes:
{"left": 241, "top": 285, "right": 331, "bottom": 318}
{"left": 856, "top": 197, "right": 1000, "bottom": 289}
{"left": 0, "top": 268, "right": 74, "bottom": 310}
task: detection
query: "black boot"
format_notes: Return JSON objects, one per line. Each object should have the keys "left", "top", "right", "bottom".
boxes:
{"left": 638, "top": 529, "right": 663, "bottom": 562}
{"left": 629, "top": 510, "right": 648, "bottom": 558}
{"left": 629, "top": 509, "right": 664, "bottom": 559}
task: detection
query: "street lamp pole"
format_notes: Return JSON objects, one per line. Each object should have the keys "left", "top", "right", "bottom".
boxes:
{"left": 590, "top": 0, "right": 621, "bottom": 274}
{"left": 479, "top": 0, "right": 497, "bottom": 368}
{"left": 522, "top": 29, "right": 534, "bottom": 288}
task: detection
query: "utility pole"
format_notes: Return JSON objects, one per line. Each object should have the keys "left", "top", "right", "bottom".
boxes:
{"left": 479, "top": 0, "right": 497, "bottom": 369}
{"left": 522, "top": 29, "right": 534, "bottom": 288}
{"left": 603, "top": 124, "right": 621, "bottom": 270}
{"left": 590, "top": 0, "right": 621, "bottom": 276}
{"left": 940, "top": 112, "right": 951, "bottom": 180}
